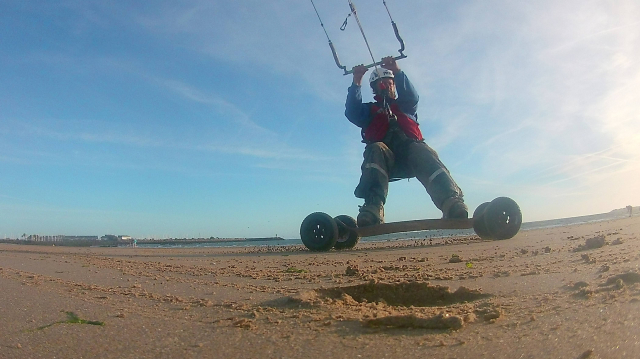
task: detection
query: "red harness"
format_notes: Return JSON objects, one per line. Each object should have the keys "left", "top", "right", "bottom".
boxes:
{"left": 363, "top": 101, "right": 423, "bottom": 142}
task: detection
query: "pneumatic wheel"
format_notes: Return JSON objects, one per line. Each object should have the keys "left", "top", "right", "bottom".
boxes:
{"left": 300, "top": 212, "right": 339, "bottom": 251}
{"left": 483, "top": 197, "right": 522, "bottom": 240}
{"left": 472, "top": 202, "right": 492, "bottom": 239}
{"left": 333, "top": 215, "right": 360, "bottom": 250}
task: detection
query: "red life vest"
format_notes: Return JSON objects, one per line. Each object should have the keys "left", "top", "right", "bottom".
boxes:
{"left": 363, "top": 100, "right": 424, "bottom": 142}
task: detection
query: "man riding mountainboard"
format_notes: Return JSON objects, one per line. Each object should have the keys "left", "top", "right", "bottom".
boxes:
{"left": 345, "top": 56, "right": 468, "bottom": 227}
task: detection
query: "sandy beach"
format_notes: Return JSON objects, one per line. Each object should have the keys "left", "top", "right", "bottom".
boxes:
{"left": 1, "top": 216, "right": 639, "bottom": 358}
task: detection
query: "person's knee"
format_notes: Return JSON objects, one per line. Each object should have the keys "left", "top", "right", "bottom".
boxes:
{"left": 365, "top": 142, "right": 390, "bottom": 155}
{"left": 364, "top": 142, "right": 394, "bottom": 166}
{"left": 408, "top": 141, "right": 439, "bottom": 161}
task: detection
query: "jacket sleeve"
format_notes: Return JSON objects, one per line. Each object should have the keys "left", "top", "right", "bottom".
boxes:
{"left": 394, "top": 71, "right": 419, "bottom": 120}
{"left": 345, "top": 83, "right": 372, "bottom": 128}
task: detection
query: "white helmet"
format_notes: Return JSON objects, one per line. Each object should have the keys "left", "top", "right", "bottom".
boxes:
{"left": 369, "top": 68, "right": 394, "bottom": 84}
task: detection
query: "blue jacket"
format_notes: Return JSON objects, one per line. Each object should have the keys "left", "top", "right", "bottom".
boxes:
{"left": 345, "top": 71, "right": 422, "bottom": 142}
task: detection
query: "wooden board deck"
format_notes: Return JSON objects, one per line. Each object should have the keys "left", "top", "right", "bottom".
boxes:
{"left": 354, "top": 218, "right": 474, "bottom": 237}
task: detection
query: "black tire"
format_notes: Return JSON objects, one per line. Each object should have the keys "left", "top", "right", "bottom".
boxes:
{"left": 483, "top": 197, "right": 522, "bottom": 240}
{"left": 472, "top": 202, "right": 492, "bottom": 239}
{"left": 300, "top": 212, "right": 339, "bottom": 251}
{"left": 333, "top": 215, "right": 360, "bottom": 250}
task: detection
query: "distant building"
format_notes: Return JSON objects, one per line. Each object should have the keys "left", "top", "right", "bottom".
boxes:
{"left": 21, "top": 235, "right": 97, "bottom": 242}
{"left": 26, "top": 234, "right": 62, "bottom": 241}
{"left": 100, "top": 235, "right": 132, "bottom": 242}
{"left": 61, "top": 236, "right": 98, "bottom": 241}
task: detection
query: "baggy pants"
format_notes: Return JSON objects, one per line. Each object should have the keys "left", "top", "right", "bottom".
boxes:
{"left": 354, "top": 140, "right": 464, "bottom": 211}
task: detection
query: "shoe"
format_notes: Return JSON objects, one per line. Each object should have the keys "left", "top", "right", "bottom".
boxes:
{"left": 357, "top": 202, "right": 384, "bottom": 227}
{"left": 442, "top": 198, "right": 468, "bottom": 219}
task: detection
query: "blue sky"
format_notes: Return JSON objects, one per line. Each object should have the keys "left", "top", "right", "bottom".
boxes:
{"left": 1, "top": 0, "right": 639, "bottom": 239}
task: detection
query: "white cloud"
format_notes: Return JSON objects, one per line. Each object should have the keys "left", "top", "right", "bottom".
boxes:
{"left": 158, "top": 78, "right": 275, "bottom": 136}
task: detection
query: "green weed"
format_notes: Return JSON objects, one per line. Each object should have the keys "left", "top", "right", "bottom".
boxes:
{"left": 284, "top": 267, "right": 308, "bottom": 273}
{"left": 36, "top": 311, "right": 104, "bottom": 330}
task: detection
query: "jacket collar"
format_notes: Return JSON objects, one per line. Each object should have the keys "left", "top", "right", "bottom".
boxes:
{"left": 374, "top": 94, "right": 395, "bottom": 105}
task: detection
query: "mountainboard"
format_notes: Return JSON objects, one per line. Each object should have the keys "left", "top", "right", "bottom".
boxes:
{"left": 300, "top": 197, "right": 522, "bottom": 251}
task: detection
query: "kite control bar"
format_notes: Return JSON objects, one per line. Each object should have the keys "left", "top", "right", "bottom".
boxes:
{"left": 311, "top": 0, "right": 407, "bottom": 76}
{"left": 339, "top": 53, "right": 407, "bottom": 76}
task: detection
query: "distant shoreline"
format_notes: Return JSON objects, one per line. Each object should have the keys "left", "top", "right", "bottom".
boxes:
{"left": 3, "top": 206, "right": 636, "bottom": 248}
{"left": 133, "top": 237, "right": 285, "bottom": 245}
{"left": 0, "top": 236, "right": 285, "bottom": 247}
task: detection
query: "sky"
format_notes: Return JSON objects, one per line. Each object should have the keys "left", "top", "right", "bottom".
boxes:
{"left": 1, "top": 0, "right": 639, "bottom": 239}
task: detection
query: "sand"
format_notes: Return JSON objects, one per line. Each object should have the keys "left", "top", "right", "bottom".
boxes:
{"left": 1, "top": 216, "right": 639, "bottom": 358}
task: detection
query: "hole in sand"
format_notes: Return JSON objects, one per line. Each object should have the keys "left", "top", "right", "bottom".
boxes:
{"left": 317, "top": 282, "right": 491, "bottom": 307}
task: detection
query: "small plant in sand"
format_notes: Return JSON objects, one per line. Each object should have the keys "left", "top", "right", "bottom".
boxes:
{"left": 36, "top": 311, "right": 104, "bottom": 331}
{"left": 285, "top": 267, "right": 308, "bottom": 273}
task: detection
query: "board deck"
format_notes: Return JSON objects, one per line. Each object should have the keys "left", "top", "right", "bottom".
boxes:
{"left": 353, "top": 218, "right": 474, "bottom": 237}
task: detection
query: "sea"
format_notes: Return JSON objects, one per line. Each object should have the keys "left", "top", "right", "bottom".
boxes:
{"left": 135, "top": 207, "right": 636, "bottom": 249}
